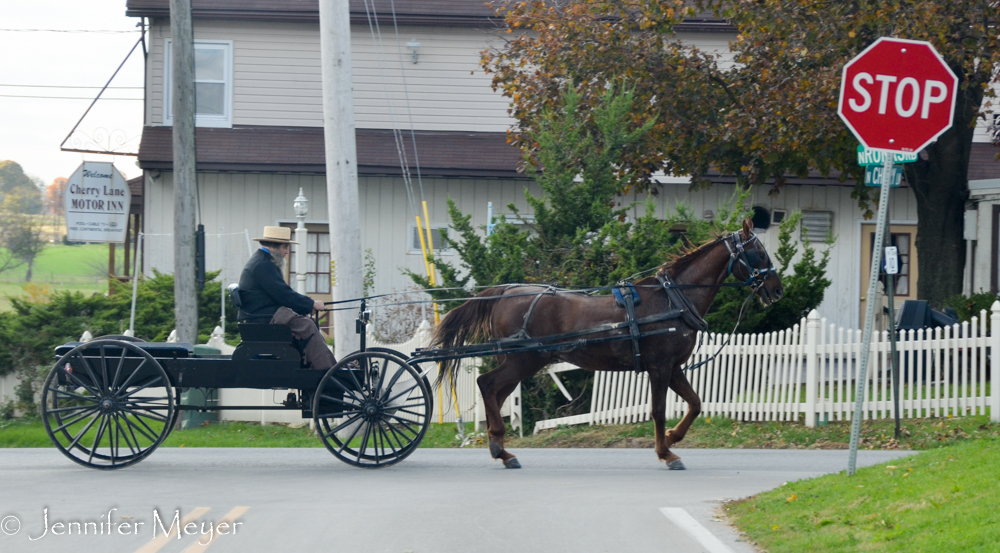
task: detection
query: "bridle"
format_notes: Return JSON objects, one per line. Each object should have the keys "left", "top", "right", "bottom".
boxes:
{"left": 724, "top": 231, "right": 775, "bottom": 290}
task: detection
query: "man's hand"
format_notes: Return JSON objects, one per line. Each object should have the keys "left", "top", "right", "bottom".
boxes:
{"left": 313, "top": 300, "right": 326, "bottom": 312}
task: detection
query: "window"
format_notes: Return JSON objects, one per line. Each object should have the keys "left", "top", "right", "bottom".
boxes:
{"left": 408, "top": 224, "right": 450, "bottom": 254}
{"left": 800, "top": 210, "right": 833, "bottom": 242}
{"left": 289, "top": 231, "right": 331, "bottom": 294}
{"left": 163, "top": 40, "right": 233, "bottom": 127}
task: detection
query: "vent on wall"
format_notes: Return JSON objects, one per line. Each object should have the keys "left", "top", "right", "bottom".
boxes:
{"left": 772, "top": 209, "right": 787, "bottom": 225}
{"left": 801, "top": 211, "right": 833, "bottom": 242}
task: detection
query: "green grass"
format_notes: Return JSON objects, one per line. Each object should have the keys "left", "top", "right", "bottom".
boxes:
{"left": 0, "top": 418, "right": 486, "bottom": 449}
{"left": 0, "top": 243, "right": 116, "bottom": 310}
{"left": 507, "top": 414, "right": 1000, "bottom": 451}
{"left": 727, "top": 438, "right": 1000, "bottom": 552}
{"left": 4, "top": 415, "right": 998, "bottom": 451}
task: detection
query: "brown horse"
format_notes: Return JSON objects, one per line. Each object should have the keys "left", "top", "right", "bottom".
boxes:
{"left": 431, "top": 218, "right": 783, "bottom": 469}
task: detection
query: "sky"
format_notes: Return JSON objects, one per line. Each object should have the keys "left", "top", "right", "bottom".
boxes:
{"left": 0, "top": 0, "right": 144, "bottom": 187}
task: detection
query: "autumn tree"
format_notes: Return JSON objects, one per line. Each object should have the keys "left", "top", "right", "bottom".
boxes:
{"left": 46, "top": 177, "right": 67, "bottom": 217}
{"left": 483, "top": 0, "right": 1000, "bottom": 307}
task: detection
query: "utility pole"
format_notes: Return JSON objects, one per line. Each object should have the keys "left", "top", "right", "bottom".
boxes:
{"left": 170, "top": 0, "right": 198, "bottom": 343}
{"left": 319, "top": 0, "right": 363, "bottom": 360}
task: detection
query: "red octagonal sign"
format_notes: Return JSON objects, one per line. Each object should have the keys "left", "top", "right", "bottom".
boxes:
{"left": 838, "top": 37, "right": 957, "bottom": 153}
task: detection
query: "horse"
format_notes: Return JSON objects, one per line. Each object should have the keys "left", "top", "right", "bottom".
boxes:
{"left": 431, "top": 218, "right": 783, "bottom": 469}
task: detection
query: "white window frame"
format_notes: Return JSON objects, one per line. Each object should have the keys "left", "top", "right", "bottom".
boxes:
{"left": 163, "top": 39, "right": 233, "bottom": 128}
{"left": 407, "top": 223, "right": 453, "bottom": 255}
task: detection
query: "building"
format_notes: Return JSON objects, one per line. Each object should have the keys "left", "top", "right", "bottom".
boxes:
{"left": 126, "top": 0, "right": 1000, "bottom": 331}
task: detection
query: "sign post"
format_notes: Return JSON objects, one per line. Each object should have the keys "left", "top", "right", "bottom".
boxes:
{"left": 837, "top": 37, "right": 957, "bottom": 475}
{"left": 63, "top": 161, "right": 131, "bottom": 244}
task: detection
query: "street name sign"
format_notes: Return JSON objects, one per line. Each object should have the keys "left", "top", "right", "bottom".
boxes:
{"left": 864, "top": 165, "right": 902, "bottom": 187}
{"left": 857, "top": 144, "right": 917, "bottom": 166}
{"left": 838, "top": 37, "right": 958, "bottom": 153}
{"left": 64, "top": 161, "right": 131, "bottom": 243}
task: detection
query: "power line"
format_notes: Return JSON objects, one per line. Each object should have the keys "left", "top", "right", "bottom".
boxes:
{"left": 0, "top": 84, "right": 143, "bottom": 89}
{"left": 0, "top": 94, "right": 142, "bottom": 100}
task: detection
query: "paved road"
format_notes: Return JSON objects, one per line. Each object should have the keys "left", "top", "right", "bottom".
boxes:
{"left": 0, "top": 447, "right": 914, "bottom": 553}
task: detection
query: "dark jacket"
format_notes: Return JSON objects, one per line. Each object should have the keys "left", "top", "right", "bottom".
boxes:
{"left": 237, "top": 248, "right": 314, "bottom": 321}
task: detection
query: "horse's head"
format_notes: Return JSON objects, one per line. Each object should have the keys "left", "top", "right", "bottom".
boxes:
{"left": 727, "top": 218, "right": 784, "bottom": 306}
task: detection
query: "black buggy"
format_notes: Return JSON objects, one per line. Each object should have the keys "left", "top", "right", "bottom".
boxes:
{"left": 41, "top": 299, "right": 433, "bottom": 470}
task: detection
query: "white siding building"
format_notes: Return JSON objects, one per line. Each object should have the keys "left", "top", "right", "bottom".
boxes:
{"left": 127, "top": 0, "right": 1000, "bottom": 331}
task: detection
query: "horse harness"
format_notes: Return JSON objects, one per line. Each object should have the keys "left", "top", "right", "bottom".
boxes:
{"left": 499, "top": 231, "right": 773, "bottom": 374}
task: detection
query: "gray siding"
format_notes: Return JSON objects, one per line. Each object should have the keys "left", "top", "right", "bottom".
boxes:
{"left": 146, "top": 18, "right": 513, "bottom": 131}
{"left": 144, "top": 171, "right": 914, "bottom": 330}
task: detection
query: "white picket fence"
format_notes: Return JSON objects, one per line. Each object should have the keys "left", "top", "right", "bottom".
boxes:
{"left": 534, "top": 303, "right": 1000, "bottom": 433}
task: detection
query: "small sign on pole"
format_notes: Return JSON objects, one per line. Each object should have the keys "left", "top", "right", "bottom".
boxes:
{"left": 64, "top": 161, "right": 131, "bottom": 243}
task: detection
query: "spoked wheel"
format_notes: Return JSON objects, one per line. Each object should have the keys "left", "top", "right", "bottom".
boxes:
{"left": 314, "top": 351, "right": 431, "bottom": 468}
{"left": 42, "top": 339, "right": 175, "bottom": 470}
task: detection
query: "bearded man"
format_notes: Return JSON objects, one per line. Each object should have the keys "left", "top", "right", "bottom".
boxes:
{"left": 237, "top": 226, "right": 336, "bottom": 371}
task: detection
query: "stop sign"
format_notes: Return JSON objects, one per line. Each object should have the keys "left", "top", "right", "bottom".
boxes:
{"left": 838, "top": 37, "right": 957, "bottom": 153}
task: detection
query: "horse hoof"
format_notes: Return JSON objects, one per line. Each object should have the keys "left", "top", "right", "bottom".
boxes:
{"left": 503, "top": 457, "right": 521, "bottom": 469}
{"left": 489, "top": 440, "right": 503, "bottom": 459}
{"left": 667, "top": 459, "right": 686, "bottom": 470}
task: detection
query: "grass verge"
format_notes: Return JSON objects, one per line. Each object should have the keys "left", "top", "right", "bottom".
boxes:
{"left": 3, "top": 415, "right": 997, "bottom": 450}
{"left": 726, "top": 437, "right": 1000, "bottom": 552}
{"left": 0, "top": 418, "right": 484, "bottom": 449}
{"left": 505, "top": 414, "right": 1000, "bottom": 451}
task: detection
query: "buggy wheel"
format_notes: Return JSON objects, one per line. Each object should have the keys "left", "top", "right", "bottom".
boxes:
{"left": 314, "top": 351, "right": 431, "bottom": 468}
{"left": 42, "top": 339, "right": 174, "bottom": 470}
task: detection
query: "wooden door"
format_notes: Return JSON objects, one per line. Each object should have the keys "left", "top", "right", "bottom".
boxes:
{"left": 860, "top": 224, "right": 918, "bottom": 328}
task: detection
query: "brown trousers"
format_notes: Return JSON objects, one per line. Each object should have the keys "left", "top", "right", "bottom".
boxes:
{"left": 270, "top": 307, "right": 336, "bottom": 371}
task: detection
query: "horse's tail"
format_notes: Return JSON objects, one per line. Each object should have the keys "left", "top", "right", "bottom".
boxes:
{"left": 431, "top": 286, "right": 508, "bottom": 387}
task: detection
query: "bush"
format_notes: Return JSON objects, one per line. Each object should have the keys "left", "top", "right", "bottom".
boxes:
{"left": 944, "top": 292, "right": 999, "bottom": 326}
{"left": 0, "top": 271, "right": 238, "bottom": 415}
{"left": 705, "top": 212, "right": 834, "bottom": 334}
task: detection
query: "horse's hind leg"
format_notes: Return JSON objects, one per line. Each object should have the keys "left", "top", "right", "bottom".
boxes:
{"left": 477, "top": 355, "right": 544, "bottom": 469}
{"left": 662, "top": 370, "right": 702, "bottom": 469}
{"left": 648, "top": 370, "right": 684, "bottom": 470}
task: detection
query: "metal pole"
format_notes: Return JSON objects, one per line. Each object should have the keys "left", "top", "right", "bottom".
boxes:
{"left": 319, "top": 0, "right": 363, "bottom": 360}
{"left": 848, "top": 152, "right": 893, "bottom": 475}
{"left": 883, "top": 218, "right": 901, "bottom": 439}
{"left": 170, "top": 0, "right": 199, "bottom": 343}
{"left": 129, "top": 233, "right": 143, "bottom": 334}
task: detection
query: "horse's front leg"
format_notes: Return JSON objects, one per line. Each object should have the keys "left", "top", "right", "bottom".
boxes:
{"left": 664, "top": 370, "right": 701, "bottom": 456}
{"left": 649, "top": 370, "right": 685, "bottom": 470}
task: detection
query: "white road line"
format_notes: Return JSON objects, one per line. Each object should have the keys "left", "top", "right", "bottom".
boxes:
{"left": 659, "top": 507, "right": 734, "bottom": 553}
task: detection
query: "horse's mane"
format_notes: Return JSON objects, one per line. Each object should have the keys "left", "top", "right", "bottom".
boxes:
{"left": 658, "top": 234, "right": 726, "bottom": 279}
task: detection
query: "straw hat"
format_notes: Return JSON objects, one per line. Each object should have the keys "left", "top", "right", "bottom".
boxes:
{"left": 253, "top": 226, "right": 298, "bottom": 244}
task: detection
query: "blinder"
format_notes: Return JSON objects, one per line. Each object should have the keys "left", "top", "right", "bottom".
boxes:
{"left": 725, "top": 231, "right": 774, "bottom": 289}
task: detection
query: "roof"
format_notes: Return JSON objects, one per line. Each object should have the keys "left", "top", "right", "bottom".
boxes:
{"left": 124, "top": 0, "right": 733, "bottom": 30}
{"left": 127, "top": 175, "right": 144, "bottom": 213}
{"left": 136, "top": 125, "right": 527, "bottom": 179}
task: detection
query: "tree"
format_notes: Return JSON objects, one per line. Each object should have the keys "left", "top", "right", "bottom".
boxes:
{"left": 0, "top": 160, "right": 34, "bottom": 194}
{"left": 0, "top": 161, "right": 44, "bottom": 215}
{"left": 483, "top": 0, "right": 1000, "bottom": 308}
{"left": 0, "top": 198, "right": 47, "bottom": 281}
{"left": 45, "top": 177, "right": 67, "bottom": 217}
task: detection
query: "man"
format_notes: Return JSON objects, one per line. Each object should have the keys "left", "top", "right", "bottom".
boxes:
{"left": 237, "top": 226, "right": 336, "bottom": 371}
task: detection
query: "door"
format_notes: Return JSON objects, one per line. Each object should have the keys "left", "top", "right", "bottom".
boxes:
{"left": 860, "top": 224, "right": 918, "bottom": 328}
